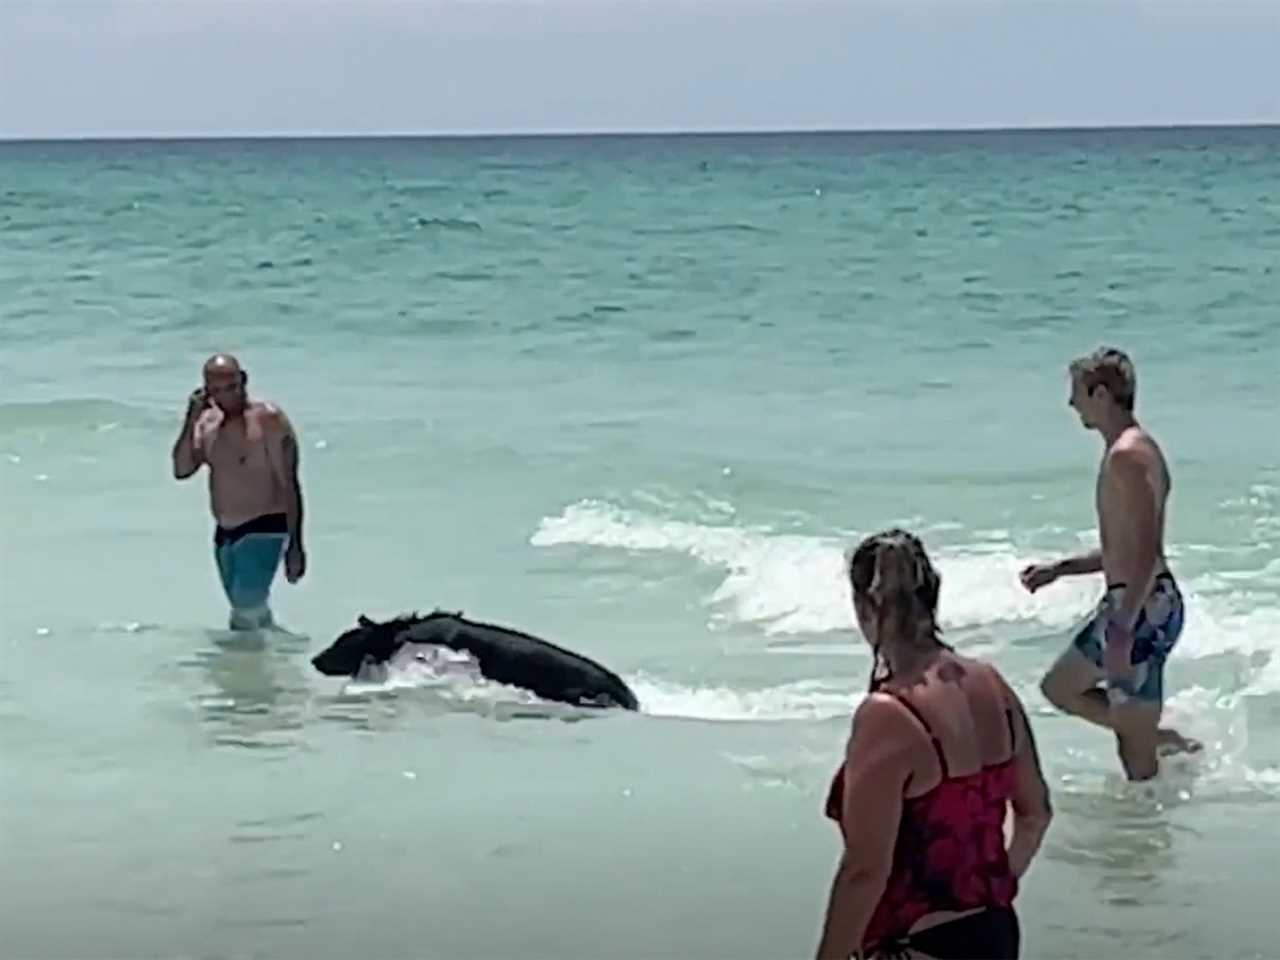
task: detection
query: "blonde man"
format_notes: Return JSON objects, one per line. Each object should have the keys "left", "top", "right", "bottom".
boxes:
{"left": 1021, "top": 347, "right": 1197, "bottom": 781}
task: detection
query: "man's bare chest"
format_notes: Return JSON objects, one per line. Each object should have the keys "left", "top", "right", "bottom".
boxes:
{"left": 208, "top": 423, "right": 270, "bottom": 470}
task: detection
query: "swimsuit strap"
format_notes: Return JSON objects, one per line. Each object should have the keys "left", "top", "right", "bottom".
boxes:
{"left": 884, "top": 684, "right": 1019, "bottom": 780}
{"left": 882, "top": 690, "right": 949, "bottom": 779}
{"left": 977, "top": 658, "right": 1019, "bottom": 762}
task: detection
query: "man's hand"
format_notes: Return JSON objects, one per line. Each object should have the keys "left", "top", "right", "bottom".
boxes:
{"left": 285, "top": 543, "right": 307, "bottom": 584}
{"left": 1019, "top": 562, "right": 1060, "bottom": 593}
{"left": 186, "top": 387, "right": 209, "bottom": 419}
{"left": 1103, "top": 619, "right": 1135, "bottom": 689}
{"left": 173, "top": 388, "right": 214, "bottom": 479}
{"left": 192, "top": 404, "right": 224, "bottom": 452}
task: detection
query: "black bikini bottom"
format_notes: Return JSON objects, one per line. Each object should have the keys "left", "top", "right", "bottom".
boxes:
{"left": 871, "top": 906, "right": 1020, "bottom": 960}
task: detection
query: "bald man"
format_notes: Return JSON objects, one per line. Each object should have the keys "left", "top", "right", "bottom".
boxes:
{"left": 171, "top": 354, "right": 307, "bottom": 630}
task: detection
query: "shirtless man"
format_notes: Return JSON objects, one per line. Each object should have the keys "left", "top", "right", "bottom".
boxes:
{"left": 1020, "top": 347, "right": 1196, "bottom": 781}
{"left": 171, "top": 354, "right": 306, "bottom": 630}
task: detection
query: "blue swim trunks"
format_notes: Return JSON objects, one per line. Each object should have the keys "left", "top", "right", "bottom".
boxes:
{"left": 213, "top": 512, "right": 289, "bottom": 630}
{"left": 1071, "top": 572, "right": 1185, "bottom": 706}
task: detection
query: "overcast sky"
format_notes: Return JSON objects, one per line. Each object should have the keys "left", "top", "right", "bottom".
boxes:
{"left": 1, "top": 0, "right": 1277, "bottom": 140}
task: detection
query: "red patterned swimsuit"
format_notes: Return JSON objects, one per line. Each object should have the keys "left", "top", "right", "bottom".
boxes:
{"left": 824, "top": 690, "right": 1020, "bottom": 955}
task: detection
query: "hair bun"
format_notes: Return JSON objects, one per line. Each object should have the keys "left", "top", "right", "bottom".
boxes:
{"left": 870, "top": 536, "right": 921, "bottom": 600}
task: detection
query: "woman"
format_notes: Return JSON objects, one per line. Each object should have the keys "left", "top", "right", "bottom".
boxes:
{"left": 815, "top": 529, "right": 1053, "bottom": 960}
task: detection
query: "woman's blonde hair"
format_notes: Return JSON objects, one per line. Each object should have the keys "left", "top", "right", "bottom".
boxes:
{"left": 846, "top": 528, "right": 945, "bottom": 690}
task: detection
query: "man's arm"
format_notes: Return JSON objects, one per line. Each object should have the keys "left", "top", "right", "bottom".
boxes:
{"left": 1051, "top": 548, "right": 1104, "bottom": 578}
{"left": 1106, "top": 446, "right": 1159, "bottom": 629}
{"left": 172, "top": 397, "right": 205, "bottom": 480}
{"left": 263, "top": 406, "right": 307, "bottom": 583}
{"left": 277, "top": 418, "right": 305, "bottom": 554}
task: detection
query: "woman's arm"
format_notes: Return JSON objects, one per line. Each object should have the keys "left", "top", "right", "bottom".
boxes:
{"left": 815, "top": 695, "right": 914, "bottom": 960}
{"left": 1003, "top": 684, "right": 1053, "bottom": 878}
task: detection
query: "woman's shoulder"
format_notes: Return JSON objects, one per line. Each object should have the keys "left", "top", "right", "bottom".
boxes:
{"left": 851, "top": 688, "right": 929, "bottom": 740}
{"left": 934, "top": 648, "right": 1007, "bottom": 680}
{"left": 935, "top": 651, "right": 1016, "bottom": 706}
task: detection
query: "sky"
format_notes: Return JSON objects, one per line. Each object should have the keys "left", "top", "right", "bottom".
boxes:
{"left": 1, "top": 0, "right": 1278, "bottom": 140}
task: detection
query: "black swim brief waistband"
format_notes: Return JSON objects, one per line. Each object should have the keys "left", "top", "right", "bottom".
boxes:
{"left": 1105, "top": 571, "right": 1177, "bottom": 593}
{"left": 215, "top": 512, "right": 288, "bottom": 547}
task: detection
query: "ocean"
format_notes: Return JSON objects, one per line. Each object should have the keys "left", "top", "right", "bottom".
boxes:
{"left": 1, "top": 126, "right": 1278, "bottom": 959}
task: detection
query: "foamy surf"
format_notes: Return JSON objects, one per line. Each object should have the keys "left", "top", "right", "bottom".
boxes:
{"left": 531, "top": 499, "right": 1161, "bottom": 634}
{"left": 1052, "top": 685, "right": 1280, "bottom": 805}
{"left": 531, "top": 498, "right": 1280, "bottom": 707}
{"left": 332, "top": 655, "right": 856, "bottom": 724}
{"left": 627, "top": 674, "right": 855, "bottom": 723}
{"left": 337, "top": 668, "right": 603, "bottom": 723}
{"left": 1175, "top": 576, "right": 1280, "bottom": 662}
{"left": 337, "top": 653, "right": 578, "bottom": 718}
{"left": 532, "top": 499, "right": 1107, "bottom": 635}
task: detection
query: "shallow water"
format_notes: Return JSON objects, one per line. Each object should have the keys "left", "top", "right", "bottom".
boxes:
{"left": 2, "top": 127, "right": 1278, "bottom": 958}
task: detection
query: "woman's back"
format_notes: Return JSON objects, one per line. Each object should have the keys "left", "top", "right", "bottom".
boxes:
{"left": 824, "top": 653, "right": 1030, "bottom": 948}
{"left": 814, "top": 528, "right": 1052, "bottom": 960}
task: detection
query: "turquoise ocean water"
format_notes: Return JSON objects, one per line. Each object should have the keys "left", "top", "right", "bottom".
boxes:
{"left": 2, "top": 127, "right": 1278, "bottom": 958}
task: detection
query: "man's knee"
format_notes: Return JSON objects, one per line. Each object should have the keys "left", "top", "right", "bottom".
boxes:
{"left": 1039, "top": 673, "right": 1065, "bottom": 708}
{"left": 1040, "top": 667, "right": 1082, "bottom": 709}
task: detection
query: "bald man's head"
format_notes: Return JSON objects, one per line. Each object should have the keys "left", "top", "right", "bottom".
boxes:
{"left": 203, "top": 353, "right": 242, "bottom": 377}
{"left": 202, "top": 353, "right": 248, "bottom": 415}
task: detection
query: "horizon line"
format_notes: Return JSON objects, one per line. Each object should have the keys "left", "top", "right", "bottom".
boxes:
{"left": 3, "top": 119, "right": 1278, "bottom": 146}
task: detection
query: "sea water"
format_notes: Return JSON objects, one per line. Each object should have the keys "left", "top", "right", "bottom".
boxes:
{"left": 2, "top": 128, "right": 1278, "bottom": 958}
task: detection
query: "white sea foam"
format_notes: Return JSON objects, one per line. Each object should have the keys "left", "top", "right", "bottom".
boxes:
{"left": 339, "top": 653, "right": 856, "bottom": 723}
{"left": 533, "top": 499, "right": 1114, "bottom": 635}
{"left": 532, "top": 499, "right": 1280, "bottom": 707}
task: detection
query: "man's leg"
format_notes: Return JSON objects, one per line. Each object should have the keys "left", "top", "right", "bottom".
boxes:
{"left": 1125, "top": 577, "right": 1201, "bottom": 760}
{"left": 1106, "top": 651, "right": 1168, "bottom": 780}
{"left": 214, "top": 540, "right": 239, "bottom": 620}
{"left": 1109, "top": 699, "right": 1162, "bottom": 781}
{"left": 1040, "top": 616, "right": 1109, "bottom": 727}
{"left": 1044, "top": 589, "right": 1199, "bottom": 775}
{"left": 225, "top": 534, "right": 286, "bottom": 630}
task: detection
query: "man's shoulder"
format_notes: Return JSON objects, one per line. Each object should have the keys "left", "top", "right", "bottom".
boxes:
{"left": 1104, "top": 427, "right": 1171, "bottom": 501}
{"left": 249, "top": 401, "right": 294, "bottom": 434}
{"left": 1109, "top": 426, "right": 1162, "bottom": 467}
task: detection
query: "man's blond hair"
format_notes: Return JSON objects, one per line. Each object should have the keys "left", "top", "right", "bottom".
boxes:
{"left": 1069, "top": 346, "right": 1136, "bottom": 412}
